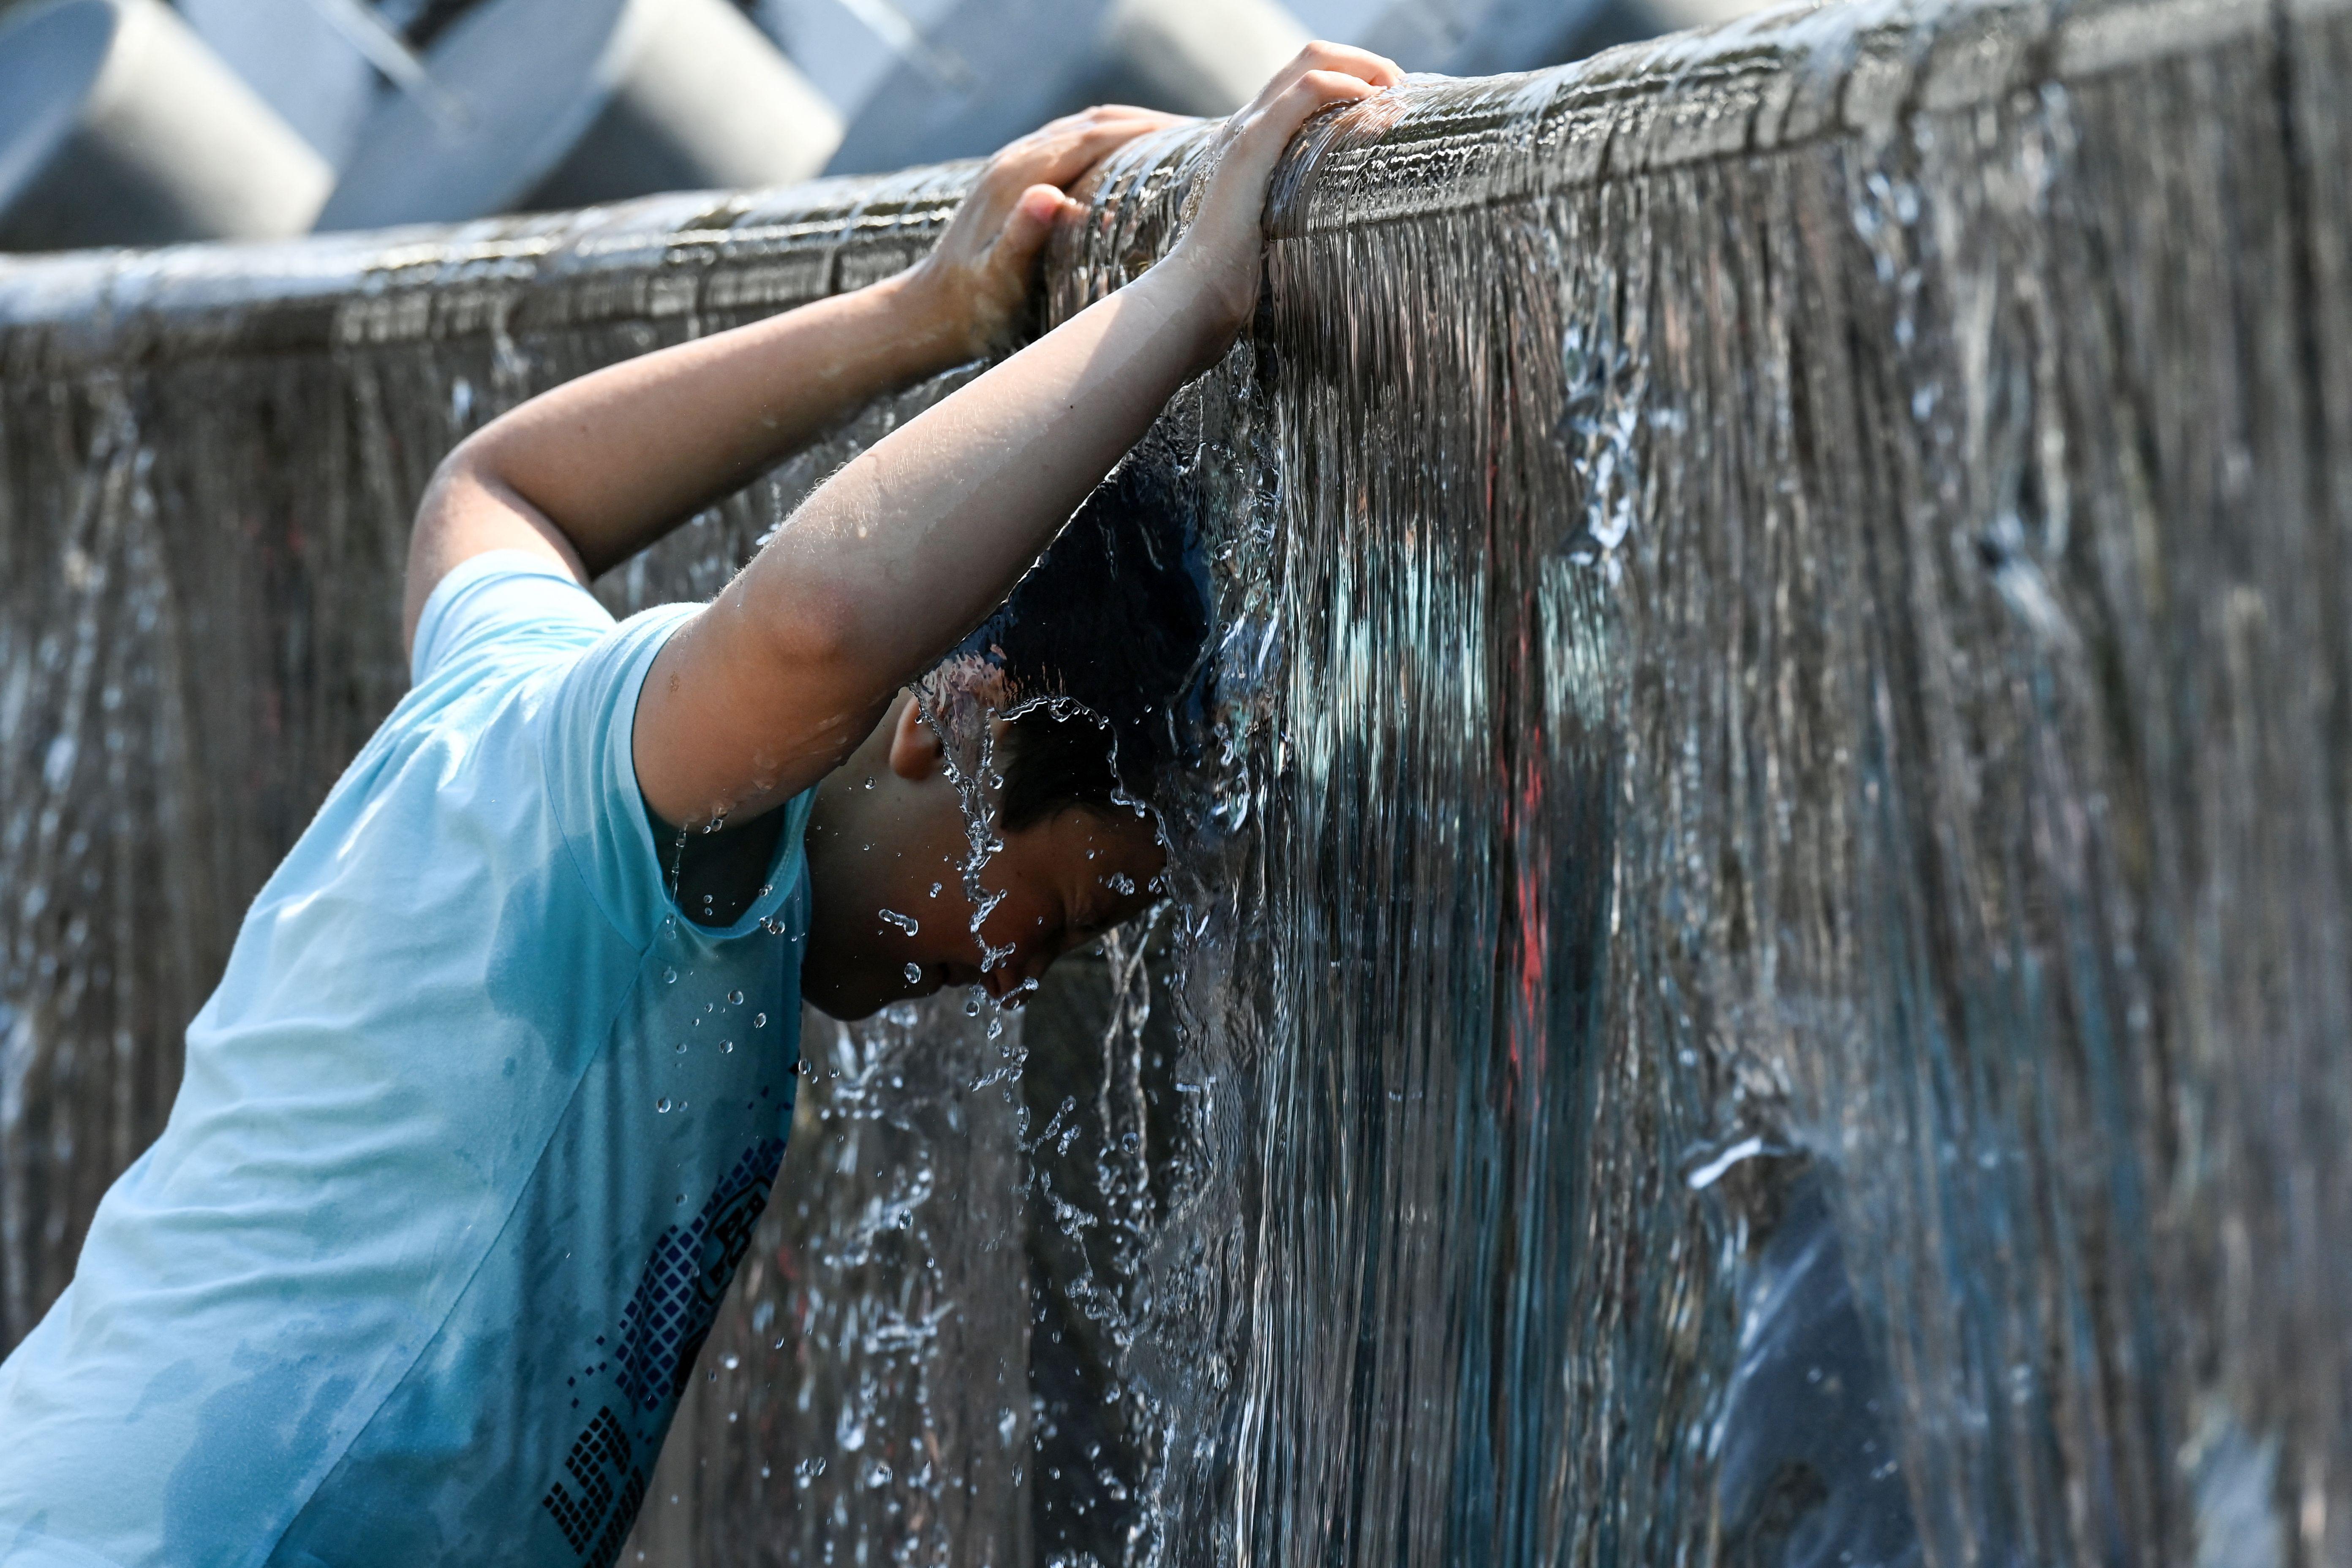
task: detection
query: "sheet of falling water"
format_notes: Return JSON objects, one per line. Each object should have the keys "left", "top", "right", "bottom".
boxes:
{"left": 5, "top": 0, "right": 2352, "bottom": 1563}
{"left": 1023, "top": 11, "right": 2352, "bottom": 1565}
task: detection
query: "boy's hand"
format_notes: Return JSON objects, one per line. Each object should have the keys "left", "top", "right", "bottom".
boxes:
{"left": 1167, "top": 42, "right": 1404, "bottom": 341}
{"left": 907, "top": 105, "right": 1187, "bottom": 359}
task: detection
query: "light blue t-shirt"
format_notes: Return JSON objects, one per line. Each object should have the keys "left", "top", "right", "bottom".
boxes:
{"left": 0, "top": 554, "right": 812, "bottom": 1568}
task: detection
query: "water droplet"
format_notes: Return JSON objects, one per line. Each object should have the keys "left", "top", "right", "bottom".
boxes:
{"left": 964, "top": 990, "right": 983, "bottom": 1017}
{"left": 986, "top": 1018, "right": 1003, "bottom": 1040}
{"left": 904, "top": 962, "right": 924, "bottom": 984}
{"left": 754, "top": 1012, "right": 767, "bottom": 1028}
{"left": 721, "top": 1352, "right": 740, "bottom": 1370}
{"left": 721, "top": 1040, "right": 735, "bottom": 1054}
{"left": 879, "top": 909, "right": 919, "bottom": 935}
{"left": 662, "top": 966, "right": 677, "bottom": 984}
{"left": 928, "top": 882, "right": 943, "bottom": 898}
{"left": 674, "top": 1040, "right": 687, "bottom": 1054}
{"left": 727, "top": 988, "right": 745, "bottom": 1005}
{"left": 656, "top": 1097, "right": 673, "bottom": 1113}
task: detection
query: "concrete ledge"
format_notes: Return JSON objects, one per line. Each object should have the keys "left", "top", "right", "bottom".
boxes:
{"left": 0, "top": 0, "right": 2298, "bottom": 351}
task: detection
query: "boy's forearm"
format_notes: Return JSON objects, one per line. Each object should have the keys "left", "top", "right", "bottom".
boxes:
{"left": 721, "top": 260, "right": 1228, "bottom": 707}
{"left": 439, "top": 267, "right": 983, "bottom": 578}
{"left": 400, "top": 104, "right": 1189, "bottom": 658}
{"left": 626, "top": 254, "right": 1230, "bottom": 824}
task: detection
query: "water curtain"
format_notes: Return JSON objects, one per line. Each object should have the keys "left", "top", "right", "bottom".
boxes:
{"left": 4, "top": 0, "right": 2349, "bottom": 1560}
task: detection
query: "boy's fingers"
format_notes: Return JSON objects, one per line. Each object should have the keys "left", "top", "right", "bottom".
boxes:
{"left": 1199, "top": 68, "right": 1377, "bottom": 193}
{"left": 950, "top": 113, "right": 1165, "bottom": 254}
{"left": 1252, "top": 41, "right": 1403, "bottom": 108}
{"left": 1022, "top": 112, "right": 1187, "bottom": 189}
{"left": 1293, "top": 39, "right": 1404, "bottom": 85}
{"left": 995, "top": 182, "right": 1082, "bottom": 265}
{"left": 1295, "top": 68, "right": 1385, "bottom": 101}
{"left": 1259, "top": 69, "right": 1381, "bottom": 139}
{"left": 1317, "top": 41, "right": 1402, "bottom": 86}
{"left": 997, "top": 107, "right": 1176, "bottom": 172}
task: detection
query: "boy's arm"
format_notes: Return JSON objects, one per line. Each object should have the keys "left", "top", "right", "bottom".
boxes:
{"left": 400, "top": 105, "right": 1182, "bottom": 651}
{"left": 634, "top": 43, "right": 1403, "bottom": 829}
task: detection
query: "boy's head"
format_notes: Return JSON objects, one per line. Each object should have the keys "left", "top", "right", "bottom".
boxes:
{"left": 801, "top": 437, "right": 1210, "bottom": 1019}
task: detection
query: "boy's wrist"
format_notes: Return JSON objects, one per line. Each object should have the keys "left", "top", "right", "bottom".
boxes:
{"left": 876, "top": 231, "right": 1248, "bottom": 381}
{"left": 883, "top": 258, "right": 997, "bottom": 368}
{"left": 1147, "top": 245, "right": 1254, "bottom": 370}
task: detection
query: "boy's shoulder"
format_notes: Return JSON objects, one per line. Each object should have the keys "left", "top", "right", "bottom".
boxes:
{"left": 407, "top": 550, "right": 618, "bottom": 692}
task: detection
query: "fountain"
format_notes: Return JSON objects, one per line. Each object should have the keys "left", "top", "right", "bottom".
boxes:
{"left": 3, "top": 0, "right": 2350, "bottom": 1560}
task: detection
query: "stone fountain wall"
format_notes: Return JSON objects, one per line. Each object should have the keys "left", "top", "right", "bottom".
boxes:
{"left": 4, "top": 0, "right": 2350, "bottom": 1560}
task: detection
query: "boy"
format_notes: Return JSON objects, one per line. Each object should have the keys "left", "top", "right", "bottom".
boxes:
{"left": 0, "top": 41, "right": 1403, "bottom": 1568}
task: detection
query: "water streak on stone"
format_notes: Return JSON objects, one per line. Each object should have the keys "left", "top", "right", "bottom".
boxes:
{"left": 3, "top": 0, "right": 2351, "bottom": 1561}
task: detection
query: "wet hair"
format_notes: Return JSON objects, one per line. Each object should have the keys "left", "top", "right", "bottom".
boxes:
{"left": 996, "top": 707, "right": 1124, "bottom": 832}
{"left": 957, "top": 428, "right": 1212, "bottom": 832}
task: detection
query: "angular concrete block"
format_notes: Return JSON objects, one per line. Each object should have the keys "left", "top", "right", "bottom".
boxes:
{"left": 826, "top": 0, "right": 1118, "bottom": 175}
{"left": 0, "top": 0, "right": 332, "bottom": 253}
{"left": 1354, "top": 0, "right": 1616, "bottom": 74}
{"left": 1097, "top": 0, "right": 1314, "bottom": 116}
{"left": 823, "top": 0, "right": 1314, "bottom": 173}
{"left": 179, "top": 0, "right": 389, "bottom": 169}
{"left": 317, "top": 0, "right": 844, "bottom": 231}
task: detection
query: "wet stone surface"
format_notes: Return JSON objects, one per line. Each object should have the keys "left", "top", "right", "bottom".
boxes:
{"left": 5, "top": 0, "right": 2352, "bottom": 1561}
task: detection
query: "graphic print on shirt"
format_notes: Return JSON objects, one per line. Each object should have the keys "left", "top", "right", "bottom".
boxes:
{"left": 539, "top": 1136, "right": 788, "bottom": 1564}
{"left": 542, "top": 1406, "right": 645, "bottom": 1564}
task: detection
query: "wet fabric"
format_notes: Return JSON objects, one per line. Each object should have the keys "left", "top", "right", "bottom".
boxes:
{"left": 0, "top": 554, "right": 810, "bottom": 1568}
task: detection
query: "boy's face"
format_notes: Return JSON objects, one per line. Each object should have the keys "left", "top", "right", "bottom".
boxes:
{"left": 800, "top": 696, "right": 1165, "bottom": 1020}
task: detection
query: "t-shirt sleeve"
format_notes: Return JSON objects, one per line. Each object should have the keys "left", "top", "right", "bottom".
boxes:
{"left": 408, "top": 551, "right": 700, "bottom": 948}
{"left": 409, "top": 550, "right": 614, "bottom": 689}
{"left": 533, "top": 598, "right": 707, "bottom": 949}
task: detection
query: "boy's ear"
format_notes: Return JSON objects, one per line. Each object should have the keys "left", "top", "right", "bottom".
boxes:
{"left": 886, "top": 696, "right": 944, "bottom": 781}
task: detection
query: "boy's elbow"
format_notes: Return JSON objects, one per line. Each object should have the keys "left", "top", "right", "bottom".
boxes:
{"left": 750, "top": 575, "right": 868, "bottom": 681}
{"left": 428, "top": 432, "right": 497, "bottom": 498}
{"left": 409, "top": 439, "right": 588, "bottom": 579}
{"left": 411, "top": 440, "right": 493, "bottom": 549}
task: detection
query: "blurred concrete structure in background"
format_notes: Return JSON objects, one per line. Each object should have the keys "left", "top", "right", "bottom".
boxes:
{"left": 0, "top": 0, "right": 1783, "bottom": 250}
{"left": 1349, "top": 0, "right": 1611, "bottom": 73}
{"left": 1096, "top": 0, "right": 1314, "bottom": 118}
{"left": 808, "top": 0, "right": 1315, "bottom": 175}
{"left": 765, "top": 0, "right": 1768, "bottom": 173}
{"left": 0, "top": 0, "right": 329, "bottom": 251}
{"left": 315, "top": 0, "right": 841, "bottom": 229}
{"left": 179, "top": 0, "right": 394, "bottom": 167}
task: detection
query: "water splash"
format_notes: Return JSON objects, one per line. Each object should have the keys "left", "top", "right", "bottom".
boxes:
{"left": 3, "top": 1, "right": 2349, "bottom": 1564}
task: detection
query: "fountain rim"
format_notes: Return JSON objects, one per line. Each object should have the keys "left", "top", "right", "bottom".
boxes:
{"left": 0, "top": 0, "right": 2320, "bottom": 369}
